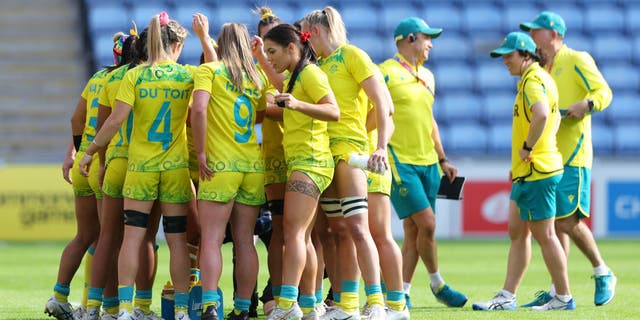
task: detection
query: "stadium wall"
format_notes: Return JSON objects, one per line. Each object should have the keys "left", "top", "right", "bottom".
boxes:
{"left": 1, "top": 160, "right": 638, "bottom": 241}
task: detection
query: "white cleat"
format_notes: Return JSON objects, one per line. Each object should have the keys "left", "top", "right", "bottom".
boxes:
{"left": 319, "top": 306, "right": 359, "bottom": 320}
{"left": 267, "top": 303, "right": 304, "bottom": 320}
{"left": 44, "top": 296, "right": 77, "bottom": 320}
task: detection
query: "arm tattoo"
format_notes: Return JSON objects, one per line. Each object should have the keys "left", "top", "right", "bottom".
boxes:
{"left": 286, "top": 179, "right": 320, "bottom": 199}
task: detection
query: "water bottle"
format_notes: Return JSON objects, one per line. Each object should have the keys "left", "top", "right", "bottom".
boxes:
{"left": 347, "top": 153, "right": 386, "bottom": 175}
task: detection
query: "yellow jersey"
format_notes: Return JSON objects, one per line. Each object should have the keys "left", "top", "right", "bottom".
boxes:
{"left": 282, "top": 64, "right": 333, "bottom": 169}
{"left": 79, "top": 68, "right": 109, "bottom": 151}
{"left": 379, "top": 53, "right": 438, "bottom": 166}
{"left": 548, "top": 45, "right": 613, "bottom": 168}
{"left": 511, "top": 62, "right": 563, "bottom": 181}
{"left": 318, "top": 44, "right": 376, "bottom": 145}
{"left": 116, "top": 61, "right": 195, "bottom": 172}
{"left": 99, "top": 64, "right": 133, "bottom": 160}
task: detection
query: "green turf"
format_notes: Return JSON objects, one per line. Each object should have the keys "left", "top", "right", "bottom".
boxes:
{"left": 0, "top": 239, "right": 637, "bottom": 319}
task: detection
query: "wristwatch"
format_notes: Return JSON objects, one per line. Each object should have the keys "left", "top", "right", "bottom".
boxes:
{"left": 522, "top": 141, "right": 533, "bottom": 152}
{"left": 586, "top": 98, "right": 594, "bottom": 112}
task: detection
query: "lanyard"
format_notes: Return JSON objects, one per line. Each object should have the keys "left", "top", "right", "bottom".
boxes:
{"left": 393, "top": 56, "right": 434, "bottom": 98}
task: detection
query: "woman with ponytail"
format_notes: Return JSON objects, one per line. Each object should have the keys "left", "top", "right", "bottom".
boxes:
{"left": 190, "top": 22, "right": 272, "bottom": 320}
{"left": 301, "top": 6, "right": 393, "bottom": 320}
{"left": 79, "top": 12, "right": 195, "bottom": 320}
{"left": 262, "top": 23, "right": 339, "bottom": 320}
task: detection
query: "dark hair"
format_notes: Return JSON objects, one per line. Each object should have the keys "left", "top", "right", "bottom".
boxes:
{"left": 254, "top": 6, "right": 282, "bottom": 37}
{"left": 105, "top": 33, "right": 136, "bottom": 72}
{"left": 517, "top": 48, "right": 547, "bottom": 67}
{"left": 263, "top": 24, "right": 316, "bottom": 93}
{"left": 129, "top": 28, "right": 148, "bottom": 69}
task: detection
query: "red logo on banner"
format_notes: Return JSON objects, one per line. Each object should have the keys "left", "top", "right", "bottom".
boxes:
{"left": 463, "top": 181, "right": 512, "bottom": 235}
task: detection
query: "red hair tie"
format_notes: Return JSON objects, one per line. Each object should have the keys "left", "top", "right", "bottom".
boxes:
{"left": 300, "top": 31, "right": 311, "bottom": 43}
{"left": 159, "top": 11, "right": 169, "bottom": 26}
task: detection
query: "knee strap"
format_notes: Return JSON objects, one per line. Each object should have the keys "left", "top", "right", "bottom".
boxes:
{"left": 320, "top": 198, "right": 342, "bottom": 218}
{"left": 163, "top": 215, "right": 187, "bottom": 233}
{"left": 267, "top": 199, "right": 284, "bottom": 216}
{"left": 341, "top": 197, "right": 368, "bottom": 217}
{"left": 124, "top": 210, "right": 149, "bottom": 228}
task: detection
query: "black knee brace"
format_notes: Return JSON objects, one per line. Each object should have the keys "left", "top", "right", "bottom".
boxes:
{"left": 163, "top": 215, "right": 187, "bottom": 233}
{"left": 123, "top": 210, "right": 149, "bottom": 228}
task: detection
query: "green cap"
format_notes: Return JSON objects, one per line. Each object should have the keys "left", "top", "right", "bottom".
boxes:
{"left": 490, "top": 32, "right": 537, "bottom": 58}
{"left": 520, "top": 11, "right": 566, "bottom": 37}
{"left": 394, "top": 17, "right": 442, "bottom": 42}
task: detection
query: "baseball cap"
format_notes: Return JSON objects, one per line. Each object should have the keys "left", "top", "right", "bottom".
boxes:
{"left": 520, "top": 11, "right": 566, "bottom": 37}
{"left": 490, "top": 32, "right": 537, "bottom": 58}
{"left": 394, "top": 17, "right": 442, "bottom": 42}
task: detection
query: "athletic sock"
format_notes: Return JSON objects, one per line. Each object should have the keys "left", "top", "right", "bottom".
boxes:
{"left": 86, "top": 287, "right": 104, "bottom": 310}
{"left": 429, "top": 272, "right": 444, "bottom": 292}
{"left": 340, "top": 280, "right": 359, "bottom": 313}
{"left": 134, "top": 289, "right": 152, "bottom": 314}
{"left": 365, "top": 284, "right": 384, "bottom": 306}
{"left": 53, "top": 283, "right": 70, "bottom": 304}
{"left": 299, "top": 295, "right": 316, "bottom": 314}
{"left": 594, "top": 264, "right": 610, "bottom": 276}
{"left": 277, "top": 285, "right": 298, "bottom": 310}
{"left": 386, "top": 290, "right": 407, "bottom": 311}
{"left": 82, "top": 247, "right": 95, "bottom": 308}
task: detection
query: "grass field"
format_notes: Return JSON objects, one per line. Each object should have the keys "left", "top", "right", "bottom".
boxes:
{"left": 1, "top": 239, "right": 638, "bottom": 319}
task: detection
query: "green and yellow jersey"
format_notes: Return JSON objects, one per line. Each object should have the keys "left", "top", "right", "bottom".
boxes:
{"left": 318, "top": 44, "right": 376, "bottom": 146}
{"left": 282, "top": 64, "right": 333, "bottom": 169}
{"left": 511, "top": 62, "right": 563, "bottom": 182}
{"left": 548, "top": 45, "right": 613, "bottom": 168}
{"left": 79, "top": 68, "right": 109, "bottom": 151}
{"left": 193, "top": 61, "right": 272, "bottom": 172}
{"left": 379, "top": 53, "right": 438, "bottom": 166}
{"left": 116, "top": 61, "right": 195, "bottom": 172}
{"left": 98, "top": 64, "right": 133, "bottom": 161}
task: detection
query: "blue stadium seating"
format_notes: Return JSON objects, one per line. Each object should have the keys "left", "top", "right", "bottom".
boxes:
{"left": 423, "top": 3, "right": 462, "bottom": 34}
{"left": 592, "top": 124, "right": 614, "bottom": 154}
{"left": 540, "top": 3, "right": 584, "bottom": 35}
{"left": 341, "top": 2, "right": 379, "bottom": 34}
{"left": 614, "top": 125, "right": 640, "bottom": 154}
{"left": 601, "top": 63, "right": 640, "bottom": 92}
{"left": 593, "top": 35, "right": 633, "bottom": 63}
{"left": 607, "top": 92, "right": 640, "bottom": 124}
{"left": 380, "top": 6, "right": 419, "bottom": 35}
{"left": 438, "top": 94, "right": 482, "bottom": 124}
{"left": 430, "top": 35, "right": 471, "bottom": 62}
{"left": 502, "top": 3, "right": 540, "bottom": 34}
{"left": 626, "top": 4, "right": 640, "bottom": 34}
{"left": 174, "top": 5, "right": 214, "bottom": 31}
{"left": 563, "top": 33, "right": 592, "bottom": 53}
{"left": 131, "top": 4, "right": 168, "bottom": 28}
{"left": 584, "top": 6, "right": 625, "bottom": 35}
{"left": 433, "top": 63, "right": 474, "bottom": 92}
{"left": 260, "top": 2, "right": 299, "bottom": 26}
{"left": 487, "top": 123, "right": 511, "bottom": 155}
{"left": 87, "top": 4, "right": 130, "bottom": 34}
{"left": 462, "top": 3, "right": 502, "bottom": 34}
{"left": 483, "top": 91, "right": 515, "bottom": 124}
{"left": 93, "top": 33, "right": 117, "bottom": 67}
{"left": 475, "top": 62, "right": 517, "bottom": 92}
{"left": 349, "top": 34, "right": 393, "bottom": 63}
{"left": 443, "top": 122, "right": 488, "bottom": 154}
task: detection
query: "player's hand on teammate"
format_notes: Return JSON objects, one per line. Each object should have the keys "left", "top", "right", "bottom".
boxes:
{"left": 62, "top": 155, "right": 74, "bottom": 184}
{"left": 197, "top": 152, "right": 214, "bottom": 181}
{"left": 368, "top": 147, "right": 389, "bottom": 174}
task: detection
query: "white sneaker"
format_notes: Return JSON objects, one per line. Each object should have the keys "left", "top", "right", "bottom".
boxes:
{"left": 116, "top": 309, "right": 136, "bottom": 320}
{"left": 74, "top": 306, "right": 87, "bottom": 320}
{"left": 82, "top": 308, "right": 99, "bottom": 320}
{"left": 319, "top": 307, "right": 359, "bottom": 320}
{"left": 315, "top": 303, "right": 327, "bottom": 317}
{"left": 301, "top": 310, "right": 319, "bottom": 320}
{"left": 44, "top": 296, "right": 76, "bottom": 320}
{"left": 175, "top": 310, "right": 191, "bottom": 320}
{"left": 133, "top": 308, "right": 163, "bottom": 320}
{"left": 531, "top": 295, "right": 576, "bottom": 311}
{"left": 365, "top": 304, "right": 385, "bottom": 320}
{"left": 100, "top": 313, "right": 118, "bottom": 320}
{"left": 472, "top": 292, "right": 517, "bottom": 311}
{"left": 267, "top": 303, "right": 303, "bottom": 320}
{"left": 360, "top": 303, "right": 371, "bottom": 318}
{"left": 386, "top": 306, "right": 410, "bottom": 320}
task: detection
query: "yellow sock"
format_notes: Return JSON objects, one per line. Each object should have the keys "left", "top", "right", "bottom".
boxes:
{"left": 105, "top": 306, "right": 119, "bottom": 315}
{"left": 54, "top": 292, "right": 68, "bottom": 304}
{"left": 340, "top": 292, "right": 359, "bottom": 313}
{"left": 277, "top": 297, "right": 295, "bottom": 310}
{"left": 274, "top": 296, "right": 280, "bottom": 305}
{"left": 82, "top": 249, "right": 94, "bottom": 308}
{"left": 134, "top": 298, "right": 152, "bottom": 314}
{"left": 175, "top": 306, "right": 189, "bottom": 315}
{"left": 366, "top": 293, "right": 385, "bottom": 307}
{"left": 86, "top": 299, "right": 102, "bottom": 311}
{"left": 120, "top": 301, "right": 133, "bottom": 313}
{"left": 387, "top": 299, "right": 406, "bottom": 311}
{"left": 300, "top": 306, "right": 314, "bottom": 314}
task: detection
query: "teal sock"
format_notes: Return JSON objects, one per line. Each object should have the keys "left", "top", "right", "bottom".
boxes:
{"left": 381, "top": 282, "right": 387, "bottom": 295}
{"left": 234, "top": 297, "right": 251, "bottom": 312}
{"left": 175, "top": 292, "right": 189, "bottom": 309}
{"left": 342, "top": 280, "right": 359, "bottom": 294}
{"left": 118, "top": 286, "right": 134, "bottom": 304}
{"left": 103, "top": 296, "right": 119, "bottom": 309}
{"left": 315, "top": 289, "right": 323, "bottom": 305}
{"left": 365, "top": 284, "right": 382, "bottom": 296}
{"left": 135, "top": 289, "right": 152, "bottom": 300}
{"left": 54, "top": 283, "right": 70, "bottom": 296}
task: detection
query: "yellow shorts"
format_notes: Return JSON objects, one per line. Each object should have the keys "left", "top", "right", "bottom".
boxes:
{"left": 264, "top": 156, "right": 287, "bottom": 185}
{"left": 330, "top": 139, "right": 367, "bottom": 165}
{"left": 288, "top": 165, "right": 334, "bottom": 194}
{"left": 102, "top": 157, "right": 127, "bottom": 198}
{"left": 71, "top": 151, "right": 102, "bottom": 199}
{"left": 123, "top": 168, "right": 192, "bottom": 203}
{"left": 198, "top": 171, "right": 265, "bottom": 205}
{"left": 367, "top": 169, "right": 392, "bottom": 196}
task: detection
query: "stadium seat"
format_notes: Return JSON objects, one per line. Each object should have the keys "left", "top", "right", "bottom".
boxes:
{"left": 438, "top": 94, "right": 482, "bottom": 123}
{"left": 502, "top": 3, "right": 540, "bottom": 34}
{"left": 430, "top": 35, "right": 471, "bottom": 62}
{"left": 592, "top": 35, "right": 633, "bottom": 63}
{"left": 606, "top": 92, "right": 639, "bottom": 124}
{"left": 131, "top": 3, "right": 169, "bottom": 27}
{"left": 626, "top": 4, "right": 640, "bottom": 34}
{"left": 349, "top": 33, "right": 393, "bottom": 63}
{"left": 462, "top": 3, "right": 502, "bottom": 34}
{"left": 470, "top": 32, "right": 504, "bottom": 62}
{"left": 483, "top": 91, "right": 515, "bottom": 124}
{"left": 475, "top": 62, "right": 516, "bottom": 92}
{"left": 584, "top": 6, "right": 624, "bottom": 35}
{"left": 539, "top": 3, "right": 584, "bottom": 35}
{"left": 174, "top": 5, "right": 214, "bottom": 30}
{"left": 633, "top": 35, "right": 640, "bottom": 65}
{"left": 614, "top": 124, "right": 640, "bottom": 154}
{"left": 592, "top": 124, "right": 614, "bottom": 154}
{"left": 380, "top": 6, "right": 419, "bottom": 35}
{"left": 215, "top": 3, "right": 254, "bottom": 28}
{"left": 563, "top": 33, "right": 592, "bottom": 53}
{"left": 178, "top": 33, "right": 204, "bottom": 66}
{"left": 93, "top": 33, "right": 117, "bottom": 67}
{"left": 433, "top": 63, "right": 474, "bottom": 92}
{"left": 341, "top": 2, "right": 379, "bottom": 33}
{"left": 444, "top": 122, "right": 488, "bottom": 154}
{"left": 487, "top": 123, "right": 511, "bottom": 155}
{"left": 87, "top": 4, "right": 131, "bottom": 34}
{"left": 259, "top": 2, "right": 300, "bottom": 25}
{"left": 423, "top": 3, "right": 463, "bottom": 34}
{"left": 601, "top": 63, "right": 640, "bottom": 92}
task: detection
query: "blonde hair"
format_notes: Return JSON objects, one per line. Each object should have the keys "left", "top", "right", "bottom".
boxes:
{"left": 147, "top": 14, "right": 188, "bottom": 66}
{"left": 303, "top": 6, "right": 347, "bottom": 45}
{"left": 217, "top": 23, "right": 263, "bottom": 91}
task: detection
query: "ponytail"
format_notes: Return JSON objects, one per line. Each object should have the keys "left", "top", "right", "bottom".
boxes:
{"left": 146, "top": 12, "right": 188, "bottom": 66}
{"left": 303, "top": 6, "right": 347, "bottom": 45}
{"left": 263, "top": 24, "right": 316, "bottom": 93}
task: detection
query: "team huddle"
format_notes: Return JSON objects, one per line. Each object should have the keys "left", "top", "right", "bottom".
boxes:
{"left": 45, "top": 5, "right": 616, "bottom": 320}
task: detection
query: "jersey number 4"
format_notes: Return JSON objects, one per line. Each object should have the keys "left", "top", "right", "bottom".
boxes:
{"left": 148, "top": 101, "right": 173, "bottom": 150}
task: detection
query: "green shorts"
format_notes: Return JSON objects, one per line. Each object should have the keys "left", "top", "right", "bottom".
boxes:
{"left": 556, "top": 166, "right": 591, "bottom": 219}
{"left": 330, "top": 139, "right": 367, "bottom": 165}
{"left": 198, "top": 171, "right": 265, "bottom": 205}
{"left": 288, "top": 165, "right": 334, "bottom": 194}
{"left": 367, "top": 169, "right": 392, "bottom": 196}
{"left": 102, "top": 157, "right": 127, "bottom": 198}
{"left": 123, "top": 168, "right": 192, "bottom": 203}
{"left": 390, "top": 162, "right": 440, "bottom": 220}
{"left": 71, "top": 151, "right": 102, "bottom": 199}
{"left": 264, "top": 156, "right": 287, "bottom": 185}
{"left": 510, "top": 174, "right": 562, "bottom": 221}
